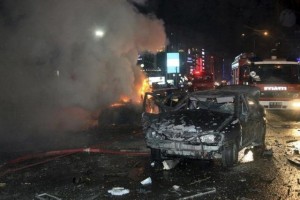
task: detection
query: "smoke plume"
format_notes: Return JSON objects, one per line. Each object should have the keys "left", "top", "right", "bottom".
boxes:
{"left": 0, "top": 0, "right": 166, "bottom": 139}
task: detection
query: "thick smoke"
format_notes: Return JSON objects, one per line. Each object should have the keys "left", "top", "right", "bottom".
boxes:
{"left": 0, "top": 0, "right": 166, "bottom": 138}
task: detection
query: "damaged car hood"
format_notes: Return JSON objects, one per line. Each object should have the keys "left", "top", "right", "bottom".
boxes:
{"left": 151, "top": 109, "right": 234, "bottom": 137}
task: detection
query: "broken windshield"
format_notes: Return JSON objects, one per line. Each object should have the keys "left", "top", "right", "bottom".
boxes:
{"left": 187, "top": 96, "right": 235, "bottom": 114}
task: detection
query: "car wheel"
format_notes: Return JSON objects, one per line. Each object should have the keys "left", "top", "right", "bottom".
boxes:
{"left": 259, "top": 124, "right": 266, "bottom": 149}
{"left": 253, "top": 124, "right": 266, "bottom": 157}
{"left": 222, "top": 141, "right": 238, "bottom": 168}
{"left": 150, "top": 148, "right": 163, "bottom": 161}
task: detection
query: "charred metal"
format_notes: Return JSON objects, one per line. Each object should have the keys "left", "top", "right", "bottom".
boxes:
{"left": 142, "top": 85, "right": 266, "bottom": 167}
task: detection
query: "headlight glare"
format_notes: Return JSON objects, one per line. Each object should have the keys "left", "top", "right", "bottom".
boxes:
{"left": 292, "top": 101, "right": 300, "bottom": 109}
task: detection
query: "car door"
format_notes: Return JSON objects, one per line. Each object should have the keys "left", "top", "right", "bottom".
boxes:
{"left": 238, "top": 94, "right": 256, "bottom": 147}
{"left": 246, "top": 96, "right": 265, "bottom": 144}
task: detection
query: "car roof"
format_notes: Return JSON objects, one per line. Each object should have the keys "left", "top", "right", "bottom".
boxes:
{"left": 216, "top": 85, "right": 260, "bottom": 99}
{"left": 190, "top": 89, "right": 237, "bottom": 97}
{"left": 188, "top": 85, "right": 260, "bottom": 99}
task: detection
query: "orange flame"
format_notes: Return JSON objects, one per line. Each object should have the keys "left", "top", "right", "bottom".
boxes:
{"left": 112, "top": 76, "right": 151, "bottom": 106}
{"left": 120, "top": 96, "right": 131, "bottom": 103}
{"left": 139, "top": 78, "right": 151, "bottom": 101}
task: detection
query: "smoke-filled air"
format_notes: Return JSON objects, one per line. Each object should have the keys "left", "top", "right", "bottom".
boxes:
{"left": 0, "top": 0, "right": 166, "bottom": 140}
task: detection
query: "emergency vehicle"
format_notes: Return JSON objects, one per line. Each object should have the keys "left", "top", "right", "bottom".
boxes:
{"left": 231, "top": 53, "right": 300, "bottom": 110}
{"left": 187, "top": 70, "right": 215, "bottom": 91}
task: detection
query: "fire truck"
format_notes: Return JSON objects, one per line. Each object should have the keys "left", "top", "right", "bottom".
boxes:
{"left": 231, "top": 53, "right": 300, "bottom": 110}
{"left": 187, "top": 71, "right": 215, "bottom": 91}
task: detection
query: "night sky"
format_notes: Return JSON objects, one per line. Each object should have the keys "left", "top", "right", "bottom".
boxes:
{"left": 140, "top": 0, "right": 300, "bottom": 59}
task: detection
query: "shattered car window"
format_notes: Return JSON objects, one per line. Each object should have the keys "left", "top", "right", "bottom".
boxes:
{"left": 188, "top": 95, "right": 235, "bottom": 114}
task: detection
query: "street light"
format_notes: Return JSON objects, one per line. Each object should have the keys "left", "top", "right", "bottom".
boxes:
{"left": 241, "top": 30, "right": 269, "bottom": 52}
{"left": 94, "top": 29, "right": 105, "bottom": 38}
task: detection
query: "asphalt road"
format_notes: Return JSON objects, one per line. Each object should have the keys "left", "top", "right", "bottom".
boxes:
{"left": 0, "top": 111, "right": 300, "bottom": 199}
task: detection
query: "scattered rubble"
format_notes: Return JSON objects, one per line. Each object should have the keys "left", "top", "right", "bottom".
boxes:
{"left": 140, "top": 177, "right": 152, "bottom": 185}
{"left": 35, "top": 193, "right": 61, "bottom": 200}
{"left": 287, "top": 155, "right": 300, "bottom": 166}
{"left": 262, "top": 148, "right": 273, "bottom": 157}
{"left": 172, "top": 185, "right": 180, "bottom": 191}
{"left": 190, "top": 177, "right": 211, "bottom": 185}
{"left": 178, "top": 187, "right": 216, "bottom": 200}
{"left": 107, "top": 187, "right": 130, "bottom": 196}
{"left": 162, "top": 159, "right": 180, "bottom": 170}
{"left": 150, "top": 162, "right": 155, "bottom": 167}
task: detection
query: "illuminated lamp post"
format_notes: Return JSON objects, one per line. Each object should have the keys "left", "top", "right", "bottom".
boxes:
{"left": 94, "top": 29, "right": 105, "bottom": 39}
{"left": 241, "top": 30, "right": 269, "bottom": 53}
{"left": 253, "top": 31, "right": 268, "bottom": 52}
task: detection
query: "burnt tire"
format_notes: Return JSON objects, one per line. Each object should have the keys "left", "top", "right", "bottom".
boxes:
{"left": 222, "top": 141, "right": 238, "bottom": 168}
{"left": 150, "top": 148, "right": 163, "bottom": 161}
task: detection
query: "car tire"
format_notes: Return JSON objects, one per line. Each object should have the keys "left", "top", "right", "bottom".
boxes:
{"left": 222, "top": 140, "right": 238, "bottom": 168}
{"left": 260, "top": 123, "right": 266, "bottom": 148}
{"left": 253, "top": 124, "right": 266, "bottom": 157}
{"left": 150, "top": 148, "right": 163, "bottom": 161}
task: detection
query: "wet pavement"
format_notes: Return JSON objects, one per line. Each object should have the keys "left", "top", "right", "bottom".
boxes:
{"left": 0, "top": 111, "right": 300, "bottom": 199}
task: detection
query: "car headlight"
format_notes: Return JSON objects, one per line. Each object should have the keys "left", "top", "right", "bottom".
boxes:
{"left": 147, "top": 131, "right": 164, "bottom": 139}
{"left": 200, "top": 134, "right": 217, "bottom": 143}
{"left": 292, "top": 101, "right": 300, "bottom": 109}
{"left": 147, "top": 131, "right": 156, "bottom": 138}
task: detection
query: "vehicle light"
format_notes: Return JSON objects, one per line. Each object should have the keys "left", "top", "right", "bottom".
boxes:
{"left": 292, "top": 101, "right": 300, "bottom": 109}
{"left": 200, "top": 134, "right": 216, "bottom": 143}
{"left": 248, "top": 100, "right": 254, "bottom": 105}
{"left": 147, "top": 131, "right": 164, "bottom": 140}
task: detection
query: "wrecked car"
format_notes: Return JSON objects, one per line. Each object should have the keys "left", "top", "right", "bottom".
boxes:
{"left": 98, "top": 100, "right": 142, "bottom": 127}
{"left": 142, "top": 85, "right": 266, "bottom": 167}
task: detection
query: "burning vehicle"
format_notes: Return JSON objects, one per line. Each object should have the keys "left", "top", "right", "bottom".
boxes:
{"left": 98, "top": 100, "right": 142, "bottom": 127}
{"left": 142, "top": 85, "right": 266, "bottom": 167}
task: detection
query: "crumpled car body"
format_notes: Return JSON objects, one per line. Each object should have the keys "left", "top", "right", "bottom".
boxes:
{"left": 142, "top": 85, "right": 266, "bottom": 167}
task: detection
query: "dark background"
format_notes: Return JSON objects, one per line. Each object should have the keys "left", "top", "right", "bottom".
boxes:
{"left": 137, "top": 0, "right": 300, "bottom": 59}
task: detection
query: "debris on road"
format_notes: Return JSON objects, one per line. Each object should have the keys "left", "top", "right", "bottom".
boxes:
{"left": 190, "top": 177, "right": 211, "bottom": 185}
{"left": 259, "top": 175, "right": 276, "bottom": 184}
{"left": 172, "top": 185, "right": 180, "bottom": 191}
{"left": 262, "top": 148, "right": 273, "bottom": 157}
{"left": 178, "top": 187, "right": 216, "bottom": 200}
{"left": 140, "top": 177, "right": 152, "bottom": 185}
{"left": 162, "top": 159, "right": 180, "bottom": 170}
{"left": 150, "top": 162, "right": 155, "bottom": 167}
{"left": 287, "top": 155, "right": 300, "bottom": 166}
{"left": 170, "top": 185, "right": 186, "bottom": 196}
{"left": 107, "top": 187, "right": 130, "bottom": 196}
{"left": 0, "top": 182, "right": 6, "bottom": 188}
{"left": 286, "top": 139, "right": 298, "bottom": 144}
{"left": 239, "top": 178, "right": 247, "bottom": 183}
{"left": 35, "top": 193, "right": 61, "bottom": 200}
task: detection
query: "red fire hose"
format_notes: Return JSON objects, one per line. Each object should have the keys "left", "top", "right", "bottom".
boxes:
{"left": 0, "top": 147, "right": 149, "bottom": 177}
